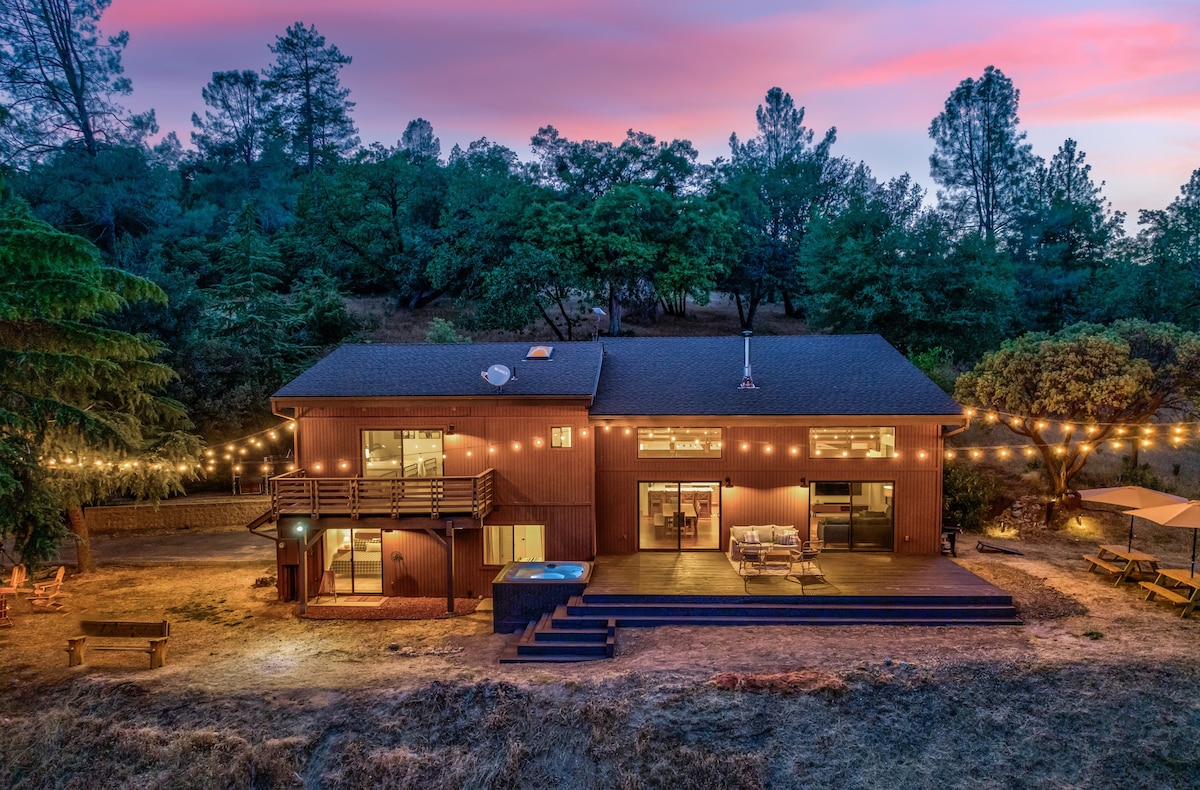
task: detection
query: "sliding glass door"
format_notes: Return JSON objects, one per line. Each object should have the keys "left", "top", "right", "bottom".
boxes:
{"left": 638, "top": 481, "right": 721, "bottom": 551}
{"left": 323, "top": 527, "right": 383, "bottom": 593}
{"left": 810, "top": 481, "right": 894, "bottom": 550}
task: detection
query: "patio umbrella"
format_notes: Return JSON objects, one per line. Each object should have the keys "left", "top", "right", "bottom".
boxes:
{"left": 1077, "top": 486, "right": 1188, "bottom": 551}
{"left": 1124, "top": 501, "right": 1200, "bottom": 577}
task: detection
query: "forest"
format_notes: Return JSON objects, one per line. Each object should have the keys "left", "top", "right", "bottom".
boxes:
{"left": 4, "top": 3, "right": 1200, "bottom": 557}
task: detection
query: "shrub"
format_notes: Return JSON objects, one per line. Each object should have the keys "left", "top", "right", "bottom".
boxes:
{"left": 943, "top": 462, "right": 999, "bottom": 532}
{"left": 425, "top": 318, "right": 471, "bottom": 344}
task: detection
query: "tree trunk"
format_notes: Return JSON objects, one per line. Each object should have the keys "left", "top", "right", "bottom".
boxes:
{"left": 607, "top": 283, "right": 622, "bottom": 336}
{"left": 67, "top": 505, "right": 94, "bottom": 573}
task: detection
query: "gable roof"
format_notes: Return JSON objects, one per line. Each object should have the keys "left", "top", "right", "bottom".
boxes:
{"left": 590, "top": 335, "right": 962, "bottom": 417}
{"left": 273, "top": 335, "right": 963, "bottom": 417}
{"left": 273, "top": 343, "right": 603, "bottom": 399}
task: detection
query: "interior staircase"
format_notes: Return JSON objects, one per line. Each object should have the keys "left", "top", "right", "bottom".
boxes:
{"left": 500, "top": 590, "right": 1020, "bottom": 663}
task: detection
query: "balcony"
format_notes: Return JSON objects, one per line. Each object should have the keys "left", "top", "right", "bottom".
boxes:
{"left": 271, "top": 468, "right": 495, "bottom": 521}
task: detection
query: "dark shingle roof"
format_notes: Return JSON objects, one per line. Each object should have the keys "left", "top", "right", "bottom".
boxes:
{"left": 590, "top": 335, "right": 962, "bottom": 417}
{"left": 273, "top": 335, "right": 962, "bottom": 417}
{"left": 273, "top": 343, "right": 603, "bottom": 399}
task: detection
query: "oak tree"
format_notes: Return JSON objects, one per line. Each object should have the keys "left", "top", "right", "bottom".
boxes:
{"left": 955, "top": 321, "right": 1200, "bottom": 518}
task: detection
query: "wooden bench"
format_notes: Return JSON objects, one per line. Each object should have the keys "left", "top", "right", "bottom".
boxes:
{"left": 66, "top": 620, "right": 170, "bottom": 668}
{"left": 1139, "top": 582, "right": 1192, "bottom": 606}
{"left": 1083, "top": 554, "right": 1125, "bottom": 575}
{"left": 1139, "top": 569, "right": 1200, "bottom": 618}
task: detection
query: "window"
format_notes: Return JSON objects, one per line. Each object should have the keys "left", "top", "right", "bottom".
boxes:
{"left": 362, "top": 429, "right": 443, "bottom": 478}
{"left": 809, "top": 427, "right": 895, "bottom": 459}
{"left": 637, "top": 428, "right": 723, "bottom": 458}
{"left": 551, "top": 426, "right": 572, "bottom": 448}
{"left": 810, "top": 481, "right": 894, "bottom": 550}
{"left": 484, "top": 525, "right": 545, "bottom": 565}
{"left": 323, "top": 528, "right": 383, "bottom": 593}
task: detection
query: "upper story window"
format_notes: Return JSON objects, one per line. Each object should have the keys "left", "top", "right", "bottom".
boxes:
{"left": 363, "top": 429, "right": 443, "bottom": 478}
{"left": 551, "top": 427, "right": 573, "bottom": 448}
{"left": 637, "top": 427, "right": 723, "bottom": 459}
{"left": 810, "top": 427, "right": 895, "bottom": 459}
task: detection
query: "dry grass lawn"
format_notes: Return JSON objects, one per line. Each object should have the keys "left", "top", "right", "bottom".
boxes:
{"left": 2, "top": 509, "right": 1199, "bottom": 788}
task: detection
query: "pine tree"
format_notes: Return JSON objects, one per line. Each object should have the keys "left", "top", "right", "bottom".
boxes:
{"left": 264, "top": 22, "right": 358, "bottom": 173}
{"left": 929, "top": 66, "right": 1036, "bottom": 243}
{"left": 0, "top": 184, "right": 199, "bottom": 569}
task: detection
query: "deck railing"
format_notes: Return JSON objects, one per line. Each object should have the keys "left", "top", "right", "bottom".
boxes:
{"left": 270, "top": 468, "right": 494, "bottom": 521}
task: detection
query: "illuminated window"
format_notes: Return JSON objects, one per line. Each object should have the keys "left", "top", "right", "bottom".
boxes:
{"left": 551, "top": 426, "right": 573, "bottom": 448}
{"left": 637, "top": 428, "right": 723, "bottom": 459}
{"left": 484, "top": 525, "right": 545, "bottom": 565}
{"left": 809, "top": 427, "right": 895, "bottom": 459}
{"left": 362, "top": 429, "right": 443, "bottom": 478}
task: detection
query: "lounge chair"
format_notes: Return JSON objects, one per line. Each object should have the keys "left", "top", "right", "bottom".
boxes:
{"left": 0, "top": 564, "right": 26, "bottom": 597}
{"left": 28, "top": 566, "right": 68, "bottom": 611}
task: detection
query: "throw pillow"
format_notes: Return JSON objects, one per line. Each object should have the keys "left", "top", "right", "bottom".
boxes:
{"left": 744, "top": 529, "right": 760, "bottom": 544}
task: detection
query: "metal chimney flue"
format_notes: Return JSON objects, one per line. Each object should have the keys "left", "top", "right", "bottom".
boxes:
{"left": 738, "top": 330, "right": 757, "bottom": 389}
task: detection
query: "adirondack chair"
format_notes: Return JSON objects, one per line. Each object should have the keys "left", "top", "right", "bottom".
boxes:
{"left": 28, "top": 566, "right": 68, "bottom": 611}
{"left": 0, "top": 564, "right": 26, "bottom": 596}
{"left": 0, "top": 595, "right": 11, "bottom": 627}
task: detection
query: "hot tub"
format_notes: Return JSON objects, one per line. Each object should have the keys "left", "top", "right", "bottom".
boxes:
{"left": 492, "top": 561, "right": 593, "bottom": 633}
{"left": 502, "top": 561, "right": 590, "bottom": 582}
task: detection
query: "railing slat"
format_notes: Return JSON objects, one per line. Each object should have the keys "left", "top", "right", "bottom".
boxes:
{"left": 269, "top": 468, "right": 494, "bottom": 520}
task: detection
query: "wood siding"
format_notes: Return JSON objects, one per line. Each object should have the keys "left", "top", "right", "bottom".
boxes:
{"left": 596, "top": 423, "right": 944, "bottom": 555}
{"left": 290, "top": 404, "right": 594, "bottom": 509}
{"left": 274, "top": 401, "right": 950, "bottom": 600}
{"left": 280, "top": 402, "right": 596, "bottom": 596}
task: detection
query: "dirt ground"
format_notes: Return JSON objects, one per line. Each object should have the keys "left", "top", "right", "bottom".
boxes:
{"left": 2, "top": 509, "right": 1198, "bottom": 788}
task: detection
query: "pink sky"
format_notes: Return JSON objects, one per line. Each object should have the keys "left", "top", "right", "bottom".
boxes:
{"left": 105, "top": 0, "right": 1200, "bottom": 227}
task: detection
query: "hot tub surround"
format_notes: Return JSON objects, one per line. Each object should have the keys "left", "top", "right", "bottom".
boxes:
{"left": 492, "top": 561, "right": 593, "bottom": 633}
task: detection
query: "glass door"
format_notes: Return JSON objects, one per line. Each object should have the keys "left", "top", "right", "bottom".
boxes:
{"left": 324, "top": 527, "right": 383, "bottom": 593}
{"left": 363, "top": 429, "right": 443, "bottom": 478}
{"left": 638, "top": 481, "right": 721, "bottom": 551}
{"left": 810, "top": 481, "right": 894, "bottom": 550}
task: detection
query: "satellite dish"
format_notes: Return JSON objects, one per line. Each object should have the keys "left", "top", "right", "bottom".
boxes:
{"left": 482, "top": 364, "right": 512, "bottom": 387}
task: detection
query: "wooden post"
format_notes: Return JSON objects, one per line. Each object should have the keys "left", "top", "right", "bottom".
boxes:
{"left": 445, "top": 520, "right": 455, "bottom": 613}
{"left": 298, "top": 532, "right": 308, "bottom": 615}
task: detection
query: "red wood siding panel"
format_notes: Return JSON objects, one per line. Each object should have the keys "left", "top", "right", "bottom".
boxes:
{"left": 293, "top": 405, "right": 595, "bottom": 507}
{"left": 381, "top": 528, "right": 496, "bottom": 600}
{"left": 373, "top": 505, "right": 595, "bottom": 599}
{"left": 595, "top": 423, "right": 945, "bottom": 555}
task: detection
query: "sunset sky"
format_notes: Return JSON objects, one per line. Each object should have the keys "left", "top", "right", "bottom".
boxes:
{"left": 105, "top": 0, "right": 1199, "bottom": 226}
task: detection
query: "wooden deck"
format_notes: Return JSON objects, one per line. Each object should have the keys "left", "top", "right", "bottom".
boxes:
{"left": 270, "top": 468, "right": 494, "bottom": 521}
{"left": 585, "top": 551, "right": 1008, "bottom": 600}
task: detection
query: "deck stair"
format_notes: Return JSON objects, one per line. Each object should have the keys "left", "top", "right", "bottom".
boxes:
{"left": 499, "top": 610, "right": 616, "bottom": 663}
{"left": 501, "top": 589, "right": 1019, "bottom": 663}
{"left": 567, "top": 591, "right": 1021, "bottom": 627}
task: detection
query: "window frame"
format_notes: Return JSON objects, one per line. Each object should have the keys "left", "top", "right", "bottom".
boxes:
{"left": 550, "top": 426, "right": 573, "bottom": 449}
{"left": 636, "top": 427, "right": 723, "bottom": 459}
{"left": 809, "top": 427, "right": 896, "bottom": 459}
{"left": 483, "top": 524, "right": 546, "bottom": 566}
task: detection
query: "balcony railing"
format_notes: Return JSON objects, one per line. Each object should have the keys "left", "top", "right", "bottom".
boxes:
{"left": 270, "top": 468, "right": 494, "bottom": 521}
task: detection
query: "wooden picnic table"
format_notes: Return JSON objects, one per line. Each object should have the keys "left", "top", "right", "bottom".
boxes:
{"left": 1139, "top": 568, "right": 1200, "bottom": 618}
{"left": 1082, "top": 544, "right": 1160, "bottom": 585}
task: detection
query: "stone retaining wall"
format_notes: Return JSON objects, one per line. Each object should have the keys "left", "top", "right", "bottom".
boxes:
{"left": 84, "top": 496, "right": 271, "bottom": 534}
